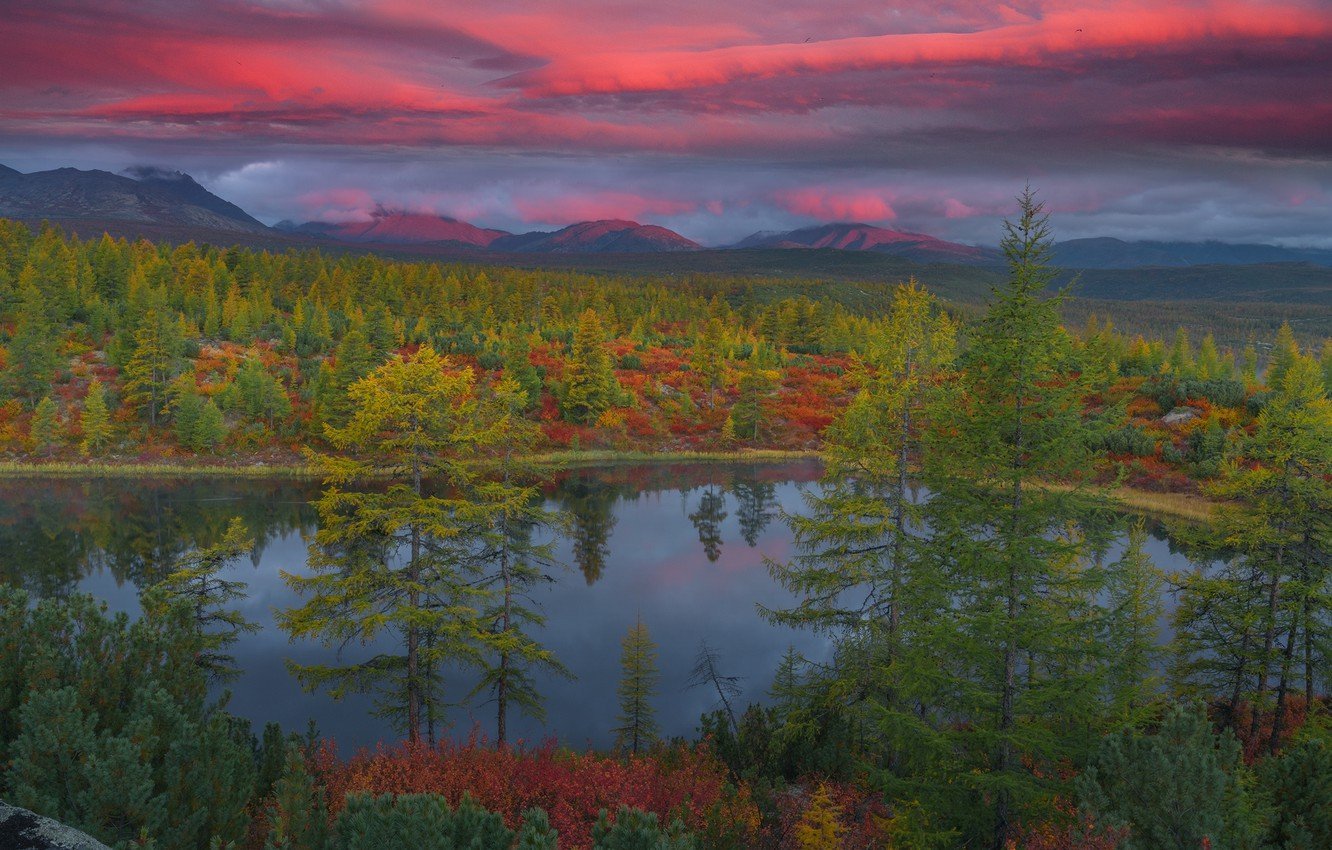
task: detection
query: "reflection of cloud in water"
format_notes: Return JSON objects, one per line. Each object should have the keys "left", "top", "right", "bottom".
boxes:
{"left": 5, "top": 463, "right": 1208, "bottom": 751}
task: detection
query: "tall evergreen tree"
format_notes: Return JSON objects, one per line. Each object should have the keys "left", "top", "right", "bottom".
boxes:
{"left": 29, "top": 396, "right": 60, "bottom": 454}
{"left": 121, "top": 307, "right": 183, "bottom": 428}
{"left": 613, "top": 617, "right": 660, "bottom": 755}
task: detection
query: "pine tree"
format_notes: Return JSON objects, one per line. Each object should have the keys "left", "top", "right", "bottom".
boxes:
{"left": 29, "top": 396, "right": 60, "bottom": 454}
{"left": 1167, "top": 327, "right": 1194, "bottom": 378}
{"left": 234, "top": 357, "right": 292, "bottom": 430}
{"left": 147, "top": 517, "right": 258, "bottom": 681}
{"left": 561, "top": 308, "right": 619, "bottom": 424}
{"left": 922, "top": 189, "right": 1121, "bottom": 847}
{"left": 279, "top": 346, "right": 510, "bottom": 743}
{"left": 1101, "top": 523, "right": 1164, "bottom": 718}
{"left": 613, "top": 617, "right": 660, "bottom": 755}
{"left": 313, "top": 326, "right": 376, "bottom": 430}
{"left": 263, "top": 742, "right": 328, "bottom": 850}
{"left": 79, "top": 378, "right": 113, "bottom": 455}
{"left": 192, "top": 398, "right": 227, "bottom": 451}
{"left": 1076, "top": 703, "right": 1254, "bottom": 850}
{"left": 689, "top": 318, "right": 727, "bottom": 408}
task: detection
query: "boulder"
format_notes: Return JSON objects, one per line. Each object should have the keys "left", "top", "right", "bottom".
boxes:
{"left": 1161, "top": 407, "right": 1201, "bottom": 426}
{"left": 0, "top": 802, "right": 111, "bottom": 850}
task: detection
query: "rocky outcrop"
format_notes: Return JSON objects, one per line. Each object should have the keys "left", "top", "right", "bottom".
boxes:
{"left": 0, "top": 802, "right": 111, "bottom": 850}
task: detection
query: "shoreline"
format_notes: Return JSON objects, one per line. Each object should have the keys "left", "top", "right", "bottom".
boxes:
{"left": 0, "top": 448, "right": 821, "bottom": 480}
{"left": 0, "top": 451, "right": 1217, "bottom": 522}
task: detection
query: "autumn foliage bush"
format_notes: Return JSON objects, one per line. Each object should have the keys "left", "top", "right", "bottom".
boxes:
{"left": 311, "top": 737, "right": 760, "bottom": 849}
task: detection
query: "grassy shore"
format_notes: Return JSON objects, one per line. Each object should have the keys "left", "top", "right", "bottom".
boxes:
{"left": 0, "top": 449, "right": 819, "bottom": 479}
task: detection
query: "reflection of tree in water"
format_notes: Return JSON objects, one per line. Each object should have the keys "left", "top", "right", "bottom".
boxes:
{"left": 0, "top": 479, "right": 317, "bottom": 598}
{"left": 688, "top": 485, "right": 728, "bottom": 562}
{"left": 552, "top": 474, "right": 621, "bottom": 585}
{"left": 731, "top": 473, "right": 777, "bottom": 547}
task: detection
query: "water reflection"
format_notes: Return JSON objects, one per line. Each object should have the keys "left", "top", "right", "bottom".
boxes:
{"left": 0, "top": 459, "right": 1203, "bottom": 750}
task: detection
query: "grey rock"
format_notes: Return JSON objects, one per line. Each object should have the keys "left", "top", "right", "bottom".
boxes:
{"left": 0, "top": 802, "right": 111, "bottom": 850}
{"left": 1161, "top": 407, "right": 1201, "bottom": 426}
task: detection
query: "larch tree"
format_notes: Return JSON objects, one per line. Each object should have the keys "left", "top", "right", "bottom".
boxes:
{"left": 1173, "top": 351, "right": 1332, "bottom": 752}
{"left": 29, "top": 396, "right": 60, "bottom": 455}
{"left": 613, "top": 616, "right": 660, "bottom": 755}
{"left": 79, "top": 378, "right": 113, "bottom": 455}
{"left": 762, "top": 280, "right": 956, "bottom": 791}
{"left": 922, "top": 189, "right": 1124, "bottom": 848}
{"left": 5, "top": 283, "right": 58, "bottom": 405}
{"left": 561, "top": 308, "right": 619, "bottom": 424}
{"left": 146, "top": 517, "right": 258, "bottom": 681}
{"left": 470, "top": 375, "right": 572, "bottom": 745}
{"left": 278, "top": 345, "right": 509, "bottom": 743}
{"left": 121, "top": 307, "right": 183, "bottom": 428}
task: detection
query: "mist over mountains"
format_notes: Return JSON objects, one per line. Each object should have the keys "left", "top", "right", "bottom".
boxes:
{"left": 2, "top": 163, "right": 1329, "bottom": 269}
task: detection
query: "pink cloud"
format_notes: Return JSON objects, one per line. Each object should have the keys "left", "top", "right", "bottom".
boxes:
{"left": 513, "top": 192, "right": 698, "bottom": 224}
{"left": 774, "top": 188, "right": 896, "bottom": 222}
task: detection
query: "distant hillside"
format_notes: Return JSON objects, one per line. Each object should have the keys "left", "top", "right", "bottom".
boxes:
{"left": 491, "top": 220, "right": 700, "bottom": 253}
{"left": 1054, "top": 237, "right": 1332, "bottom": 269}
{"left": 1059, "top": 263, "right": 1332, "bottom": 306}
{"left": 277, "top": 207, "right": 508, "bottom": 248}
{"left": 0, "top": 165, "right": 266, "bottom": 233}
{"left": 734, "top": 222, "right": 999, "bottom": 264}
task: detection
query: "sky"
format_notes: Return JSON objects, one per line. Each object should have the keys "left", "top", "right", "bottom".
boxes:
{"left": 1, "top": 0, "right": 1329, "bottom": 247}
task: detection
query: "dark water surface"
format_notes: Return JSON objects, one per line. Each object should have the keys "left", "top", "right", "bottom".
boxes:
{"left": 0, "top": 461, "right": 1200, "bottom": 750}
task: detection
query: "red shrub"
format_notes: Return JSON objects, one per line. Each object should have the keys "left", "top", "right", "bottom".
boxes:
{"left": 311, "top": 738, "right": 759, "bottom": 849}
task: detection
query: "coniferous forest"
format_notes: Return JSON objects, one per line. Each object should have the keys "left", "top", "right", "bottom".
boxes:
{"left": 2, "top": 191, "right": 1331, "bottom": 850}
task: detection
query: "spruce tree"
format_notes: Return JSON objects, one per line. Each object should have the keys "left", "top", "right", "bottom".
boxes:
{"left": 613, "top": 617, "right": 660, "bottom": 755}
{"left": 263, "top": 742, "right": 329, "bottom": 850}
{"left": 501, "top": 325, "right": 544, "bottom": 409}
{"left": 730, "top": 351, "right": 775, "bottom": 441}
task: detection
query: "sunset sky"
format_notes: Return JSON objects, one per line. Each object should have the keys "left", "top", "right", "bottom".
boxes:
{"left": 2, "top": 0, "right": 1329, "bottom": 246}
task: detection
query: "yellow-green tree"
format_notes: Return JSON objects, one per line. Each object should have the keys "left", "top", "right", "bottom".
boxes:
{"left": 613, "top": 616, "right": 660, "bottom": 755}
{"left": 29, "top": 396, "right": 60, "bottom": 454}
{"left": 561, "top": 308, "right": 619, "bottom": 424}
{"left": 279, "top": 346, "right": 510, "bottom": 743}
{"left": 79, "top": 378, "right": 113, "bottom": 455}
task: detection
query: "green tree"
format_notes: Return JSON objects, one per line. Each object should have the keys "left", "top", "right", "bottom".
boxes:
{"left": 121, "top": 307, "right": 183, "bottom": 428}
{"left": 690, "top": 318, "right": 727, "bottom": 408}
{"left": 279, "top": 346, "right": 508, "bottom": 743}
{"left": 1267, "top": 321, "right": 1300, "bottom": 389}
{"left": 501, "top": 325, "right": 544, "bottom": 409}
{"left": 4, "top": 283, "right": 58, "bottom": 405}
{"left": 313, "top": 327, "right": 377, "bottom": 431}
{"left": 148, "top": 517, "right": 258, "bottom": 681}
{"left": 1076, "top": 703, "right": 1254, "bottom": 850}
{"left": 79, "top": 378, "right": 113, "bottom": 455}
{"left": 1174, "top": 353, "right": 1332, "bottom": 751}
{"left": 729, "top": 353, "right": 775, "bottom": 442}
{"left": 922, "top": 190, "right": 1122, "bottom": 847}
{"left": 29, "top": 396, "right": 60, "bottom": 454}
{"left": 264, "top": 742, "right": 329, "bottom": 850}
{"left": 613, "top": 617, "right": 660, "bottom": 755}
{"left": 470, "top": 376, "right": 572, "bottom": 745}
{"left": 234, "top": 356, "right": 292, "bottom": 430}
{"left": 561, "top": 308, "right": 620, "bottom": 424}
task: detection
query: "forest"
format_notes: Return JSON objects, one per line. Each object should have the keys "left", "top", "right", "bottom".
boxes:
{"left": 1, "top": 192, "right": 1331, "bottom": 850}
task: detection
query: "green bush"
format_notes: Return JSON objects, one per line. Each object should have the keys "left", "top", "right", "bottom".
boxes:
{"left": 592, "top": 806, "right": 695, "bottom": 850}
{"left": 331, "top": 792, "right": 555, "bottom": 850}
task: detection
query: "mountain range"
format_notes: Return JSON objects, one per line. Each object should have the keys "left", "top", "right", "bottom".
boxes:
{"left": 2, "top": 163, "right": 1329, "bottom": 268}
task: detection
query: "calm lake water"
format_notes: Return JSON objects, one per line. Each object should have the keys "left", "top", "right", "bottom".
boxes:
{"left": 0, "top": 461, "right": 1201, "bottom": 750}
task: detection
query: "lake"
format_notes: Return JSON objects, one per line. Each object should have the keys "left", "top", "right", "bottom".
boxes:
{"left": 0, "top": 461, "right": 1202, "bottom": 750}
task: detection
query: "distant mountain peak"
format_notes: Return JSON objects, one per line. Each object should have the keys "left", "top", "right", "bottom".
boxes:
{"left": 491, "top": 219, "right": 700, "bottom": 253}
{"left": 734, "top": 221, "right": 997, "bottom": 263}
{"left": 286, "top": 207, "right": 510, "bottom": 247}
{"left": 0, "top": 164, "right": 20, "bottom": 178}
